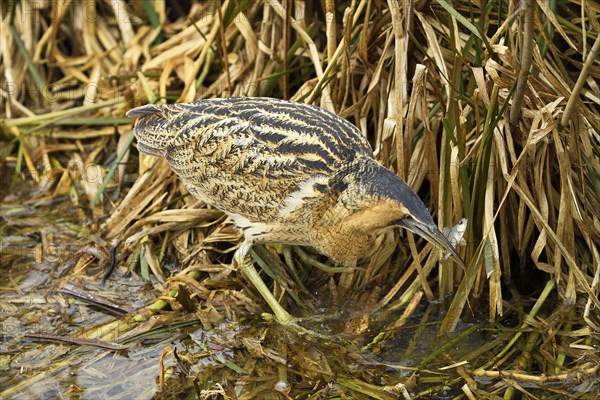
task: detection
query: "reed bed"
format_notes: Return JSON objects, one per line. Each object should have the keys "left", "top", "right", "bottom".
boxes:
{"left": 1, "top": 0, "right": 599, "bottom": 398}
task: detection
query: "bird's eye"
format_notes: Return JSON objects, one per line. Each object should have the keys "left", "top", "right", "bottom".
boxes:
{"left": 393, "top": 215, "right": 411, "bottom": 225}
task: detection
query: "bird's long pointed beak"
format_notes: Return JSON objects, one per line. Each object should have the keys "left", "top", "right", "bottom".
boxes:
{"left": 398, "top": 219, "right": 466, "bottom": 269}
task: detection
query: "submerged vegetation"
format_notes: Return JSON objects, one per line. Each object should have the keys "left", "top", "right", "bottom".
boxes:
{"left": 1, "top": 0, "right": 599, "bottom": 398}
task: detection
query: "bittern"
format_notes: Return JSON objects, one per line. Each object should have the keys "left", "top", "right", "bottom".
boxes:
{"left": 127, "top": 97, "right": 464, "bottom": 329}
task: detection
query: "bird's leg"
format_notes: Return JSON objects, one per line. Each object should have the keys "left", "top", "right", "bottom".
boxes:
{"left": 234, "top": 243, "right": 347, "bottom": 342}
{"left": 234, "top": 243, "right": 295, "bottom": 325}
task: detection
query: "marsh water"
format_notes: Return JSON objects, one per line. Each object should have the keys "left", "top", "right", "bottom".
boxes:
{"left": 0, "top": 189, "right": 589, "bottom": 399}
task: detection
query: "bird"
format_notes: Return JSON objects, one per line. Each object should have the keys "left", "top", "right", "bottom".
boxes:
{"left": 127, "top": 97, "right": 465, "bottom": 330}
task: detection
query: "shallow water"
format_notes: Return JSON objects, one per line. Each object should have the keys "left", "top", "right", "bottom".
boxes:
{"left": 2, "top": 190, "right": 595, "bottom": 399}
{"left": 0, "top": 196, "right": 165, "bottom": 398}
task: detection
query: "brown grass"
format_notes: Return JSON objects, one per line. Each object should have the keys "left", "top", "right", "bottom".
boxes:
{"left": 1, "top": 0, "right": 599, "bottom": 398}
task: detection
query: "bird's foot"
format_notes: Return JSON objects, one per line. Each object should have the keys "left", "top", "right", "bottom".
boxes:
{"left": 234, "top": 244, "right": 346, "bottom": 342}
{"left": 261, "top": 313, "right": 346, "bottom": 343}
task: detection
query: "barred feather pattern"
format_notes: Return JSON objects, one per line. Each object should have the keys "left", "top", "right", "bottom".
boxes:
{"left": 128, "top": 97, "right": 446, "bottom": 266}
{"left": 129, "top": 98, "right": 372, "bottom": 232}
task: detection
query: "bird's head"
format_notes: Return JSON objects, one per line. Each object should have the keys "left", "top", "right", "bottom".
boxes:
{"left": 331, "top": 157, "right": 465, "bottom": 268}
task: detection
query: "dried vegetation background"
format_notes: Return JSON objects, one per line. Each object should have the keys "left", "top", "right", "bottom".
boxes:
{"left": 1, "top": 0, "right": 600, "bottom": 398}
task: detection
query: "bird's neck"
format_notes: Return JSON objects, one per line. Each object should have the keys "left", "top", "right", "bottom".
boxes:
{"left": 309, "top": 209, "right": 380, "bottom": 267}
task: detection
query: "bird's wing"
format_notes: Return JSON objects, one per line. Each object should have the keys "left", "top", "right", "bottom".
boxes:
{"left": 128, "top": 97, "right": 373, "bottom": 221}
{"left": 129, "top": 97, "right": 373, "bottom": 176}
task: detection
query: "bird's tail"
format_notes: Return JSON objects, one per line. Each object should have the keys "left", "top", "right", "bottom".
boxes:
{"left": 127, "top": 104, "right": 179, "bottom": 157}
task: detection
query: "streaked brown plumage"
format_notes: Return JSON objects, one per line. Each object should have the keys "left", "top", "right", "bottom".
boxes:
{"left": 127, "top": 97, "right": 464, "bottom": 326}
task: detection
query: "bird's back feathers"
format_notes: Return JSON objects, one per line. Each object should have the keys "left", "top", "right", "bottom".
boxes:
{"left": 128, "top": 97, "right": 374, "bottom": 225}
